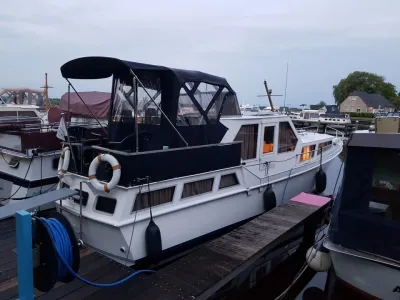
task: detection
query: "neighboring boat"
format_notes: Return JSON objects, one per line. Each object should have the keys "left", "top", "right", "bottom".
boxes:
{"left": 354, "top": 112, "right": 400, "bottom": 134}
{"left": 56, "top": 56, "right": 343, "bottom": 266}
{"left": 240, "top": 104, "right": 274, "bottom": 116}
{"left": 0, "top": 93, "right": 109, "bottom": 206}
{"left": 0, "top": 103, "right": 61, "bottom": 205}
{"left": 324, "top": 132, "right": 400, "bottom": 299}
{"left": 292, "top": 109, "right": 351, "bottom": 128}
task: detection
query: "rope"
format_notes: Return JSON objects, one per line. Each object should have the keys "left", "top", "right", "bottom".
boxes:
{"left": 38, "top": 217, "right": 155, "bottom": 287}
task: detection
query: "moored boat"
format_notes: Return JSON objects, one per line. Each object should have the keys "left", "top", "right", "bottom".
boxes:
{"left": 325, "top": 132, "right": 400, "bottom": 299}
{"left": 56, "top": 56, "right": 343, "bottom": 265}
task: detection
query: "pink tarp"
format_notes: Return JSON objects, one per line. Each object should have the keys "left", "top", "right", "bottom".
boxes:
{"left": 60, "top": 91, "right": 111, "bottom": 119}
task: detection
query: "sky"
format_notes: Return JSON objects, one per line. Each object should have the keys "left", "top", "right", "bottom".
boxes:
{"left": 1, "top": 0, "right": 400, "bottom": 108}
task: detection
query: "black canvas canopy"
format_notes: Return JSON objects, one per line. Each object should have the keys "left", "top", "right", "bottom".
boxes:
{"left": 60, "top": 56, "right": 240, "bottom": 151}
{"left": 60, "top": 56, "right": 233, "bottom": 90}
{"left": 329, "top": 133, "right": 400, "bottom": 261}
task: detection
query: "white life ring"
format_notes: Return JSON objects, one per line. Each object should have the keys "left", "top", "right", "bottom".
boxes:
{"left": 88, "top": 154, "right": 121, "bottom": 193}
{"left": 57, "top": 147, "right": 70, "bottom": 178}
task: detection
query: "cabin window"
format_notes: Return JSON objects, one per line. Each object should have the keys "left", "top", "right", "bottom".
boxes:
{"left": 182, "top": 178, "right": 214, "bottom": 198}
{"left": 0, "top": 111, "right": 17, "bottom": 117}
{"left": 176, "top": 87, "right": 206, "bottom": 126}
{"left": 300, "top": 145, "right": 316, "bottom": 162}
{"left": 137, "top": 81, "right": 161, "bottom": 125}
{"left": 95, "top": 196, "right": 117, "bottom": 214}
{"left": 111, "top": 79, "right": 135, "bottom": 123}
{"left": 219, "top": 174, "right": 239, "bottom": 189}
{"left": 263, "top": 126, "right": 274, "bottom": 154}
{"left": 205, "top": 87, "right": 234, "bottom": 121}
{"left": 217, "top": 92, "right": 241, "bottom": 116}
{"left": 17, "top": 111, "right": 37, "bottom": 118}
{"left": 132, "top": 186, "right": 175, "bottom": 211}
{"left": 111, "top": 77, "right": 162, "bottom": 125}
{"left": 278, "top": 122, "right": 297, "bottom": 153}
{"left": 234, "top": 124, "right": 258, "bottom": 160}
{"left": 318, "top": 141, "right": 332, "bottom": 154}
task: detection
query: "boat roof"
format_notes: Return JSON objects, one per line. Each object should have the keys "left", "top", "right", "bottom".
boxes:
{"left": 60, "top": 56, "right": 233, "bottom": 90}
{"left": 348, "top": 132, "right": 400, "bottom": 149}
{"left": 0, "top": 104, "right": 40, "bottom": 110}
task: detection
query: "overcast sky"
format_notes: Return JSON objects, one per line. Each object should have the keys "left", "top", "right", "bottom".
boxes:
{"left": 1, "top": 0, "right": 399, "bottom": 107}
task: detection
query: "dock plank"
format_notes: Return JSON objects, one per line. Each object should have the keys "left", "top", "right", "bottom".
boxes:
{"left": 0, "top": 196, "right": 329, "bottom": 300}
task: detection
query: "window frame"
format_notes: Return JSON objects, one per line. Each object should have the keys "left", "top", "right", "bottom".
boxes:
{"left": 261, "top": 125, "right": 276, "bottom": 156}
{"left": 132, "top": 186, "right": 175, "bottom": 213}
{"left": 95, "top": 196, "right": 117, "bottom": 215}
{"left": 181, "top": 177, "right": 214, "bottom": 199}
{"left": 277, "top": 121, "right": 298, "bottom": 154}
{"left": 299, "top": 145, "right": 316, "bottom": 162}
{"left": 219, "top": 173, "right": 240, "bottom": 190}
{"left": 234, "top": 123, "right": 259, "bottom": 161}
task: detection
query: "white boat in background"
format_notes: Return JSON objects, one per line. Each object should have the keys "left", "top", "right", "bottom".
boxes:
{"left": 291, "top": 109, "right": 351, "bottom": 127}
{"left": 0, "top": 102, "right": 60, "bottom": 205}
{"left": 56, "top": 56, "right": 343, "bottom": 266}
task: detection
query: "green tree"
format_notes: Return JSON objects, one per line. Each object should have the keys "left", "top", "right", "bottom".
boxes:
{"left": 392, "top": 92, "right": 400, "bottom": 111}
{"left": 333, "top": 71, "right": 397, "bottom": 105}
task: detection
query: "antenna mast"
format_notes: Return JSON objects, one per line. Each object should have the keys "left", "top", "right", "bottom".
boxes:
{"left": 41, "top": 73, "right": 53, "bottom": 110}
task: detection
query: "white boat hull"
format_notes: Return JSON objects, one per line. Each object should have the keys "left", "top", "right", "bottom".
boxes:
{"left": 59, "top": 159, "right": 333, "bottom": 265}
{"left": 0, "top": 151, "right": 59, "bottom": 207}
{"left": 325, "top": 240, "right": 400, "bottom": 300}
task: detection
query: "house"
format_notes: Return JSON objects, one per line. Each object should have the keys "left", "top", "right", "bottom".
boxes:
{"left": 340, "top": 91, "right": 394, "bottom": 113}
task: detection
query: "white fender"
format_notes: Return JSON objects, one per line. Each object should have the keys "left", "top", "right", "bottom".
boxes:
{"left": 306, "top": 243, "right": 332, "bottom": 272}
{"left": 57, "top": 147, "right": 70, "bottom": 178}
{"left": 88, "top": 154, "right": 121, "bottom": 193}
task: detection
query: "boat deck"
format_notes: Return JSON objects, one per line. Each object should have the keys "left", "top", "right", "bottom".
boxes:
{"left": 0, "top": 194, "right": 330, "bottom": 300}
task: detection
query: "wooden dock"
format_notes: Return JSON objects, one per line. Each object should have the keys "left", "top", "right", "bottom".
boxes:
{"left": 0, "top": 194, "right": 330, "bottom": 300}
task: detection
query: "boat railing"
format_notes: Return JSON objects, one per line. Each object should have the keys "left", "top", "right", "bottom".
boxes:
{"left": 296, "top": 125, "right": 345, "bottom": 139}
{"left": 325, "top": 126, "right": 345, "bottom": 139}
{"left": 0, "top": 119, "right": 106, "bottom": 134}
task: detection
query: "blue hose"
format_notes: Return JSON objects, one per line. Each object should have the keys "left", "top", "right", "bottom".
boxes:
{"left": 39, "top": 217, "right": 155, "bottom": 287}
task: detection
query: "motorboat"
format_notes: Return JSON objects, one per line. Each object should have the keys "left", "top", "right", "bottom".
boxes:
{"left": 0, "top": 92, "right": 109, "bottom": 206}
{"left": 324, "top": 132, "right": 400, "bottom": 299}
{"left": 292, "top": 109, "right": 351, "bottom": 128}
{"left": 56, "top": 56, "right": 343, "bottom": 265}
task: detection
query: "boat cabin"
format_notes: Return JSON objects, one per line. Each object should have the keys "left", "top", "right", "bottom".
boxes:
{"left": 329, "top": 133, "right": 400, "bottom": 261}
{"left": 60, "top": 57, "right": 242, "bottom": 185}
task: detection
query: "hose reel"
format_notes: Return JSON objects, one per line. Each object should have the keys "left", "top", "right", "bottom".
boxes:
{"left": 32, "top": 211, "right": 80, "bottom": 292}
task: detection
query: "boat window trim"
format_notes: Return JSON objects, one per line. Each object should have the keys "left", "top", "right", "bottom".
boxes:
{"left": 234, "top": 124, "right": 259, "bottom": 161}
{"left": 300, "top": 145, "right": 316, "bottom": 162}
{"left": 181, "top": 177, "right": 214, "bottom": 199}
{"left": 132, "top": 186, "right": 175, "bottom": 212}
{"left": 219, "top": 173, "right": 239, "bottom": 189}
{"left": 95, "top": 196, "right": 117, "bottom": 215}
{"left": 261, "top": 125, "right": 275, "bottom": 156}
{"left": 277, "top": 121, "right": 298, "bottom": 154}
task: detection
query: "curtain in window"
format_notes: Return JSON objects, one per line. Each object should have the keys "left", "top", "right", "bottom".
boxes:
{"left": 133, "top": 187, "right": 175, "bottom": 211}
{"left": 182, "top": 178, "right": 214, "bottom": 198}
{"left": 278, "top": 122, "right": 297, "bottom": 153}
{"left": 234, "top": 124, "right": 258, "bottom": 160}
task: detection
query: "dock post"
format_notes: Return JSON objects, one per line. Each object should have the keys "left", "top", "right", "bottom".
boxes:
{"left": 16, "top": 210, "right": 34, "bottom": 300}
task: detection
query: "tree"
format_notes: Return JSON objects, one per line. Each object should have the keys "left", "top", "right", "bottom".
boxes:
{"left": 332, "top": 71, "right": 397, "bottom": 105}
{"left": 392, "top": 92, "right": 400, "bottom": 111}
